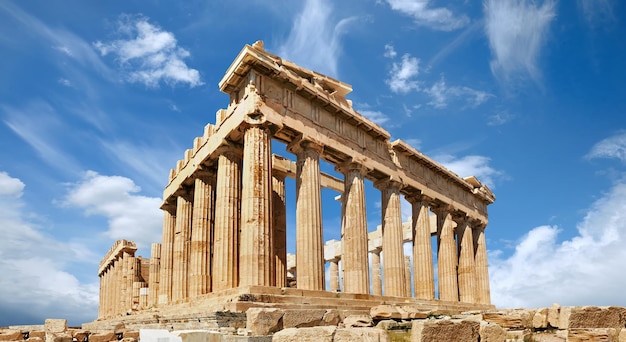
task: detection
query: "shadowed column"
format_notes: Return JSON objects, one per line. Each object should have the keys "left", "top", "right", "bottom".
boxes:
{"left": 329, "top": 258, "right": 340, "bottom": 292}
{"left": 434, "top": 206, "right": 459, "bottom": 302}
{"left": 158, "top": 210, "right": 176, "bottom": 305}
{"left": 289, "top": 139, "right": 325, "bottom": 291}
{"left": 240, "top": 126, "right": 274, "bottom": 286}
{"left": 406, "top": 195, "right": 435, "bottom": 300}
{"left": 172, "top": 192, "right": 192, "bottom": 302}
{"left": 338, "top": 162, "right": 370, "bottom": 294}
{"left": 212, "top": 144, "right": 242, "bottom": 291}
{"left": 371, "top": 248, "right": 382, "bottom": 296}
{"left": 272, "top": 172, "right": 287, "bottom": 288}
{"left": 189, "top": 173, "right": 215, "bottom": 297}
{"left": 474, "top": 224, "right": 491, "bottom": 304}
{"left": 375, "top": 179, "right": 407, "bottom": 297}
{"left": 148, "top": 243, "right": 161, "bottom": 306}
{"left": 455, "top": 214, "right": 476, "bottom": 303}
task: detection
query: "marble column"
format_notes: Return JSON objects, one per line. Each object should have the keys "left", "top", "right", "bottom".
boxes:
{"left": 130, "top": 257, "right": 141, "bottom": 308}
{"left": 98, "top": 271, "right": 104, "bottom": 318}
{"left": 375, "top": 180, "right": 407, "bottom": 297}
{"left": 189, "top": 174, "right": 215, "bottom": 297}
{"left": 473, "top": 224, "right": 491, "bottom": 304}
{"left": 172, "top": 192, "right": 192, "bottom": 302}
{"left": 148, "top": 243, "right": 161, "bottom": 307}
{"left": 240, "top": 126, "right": 273, "bottom": 286}
{"left": 112, "top": 259, "right": 120, "bottom": 315}
{"left": 455, "top": 214, "right": 476, "bottom": 303}
{"left": 329, "top": 258, "right": 340, "bottom": 292}
{"left": 338, "top": 162, "right": 370, "bottom": 294}
{"left": 272, "top": 172, "right": 287, "bottom": 288}
{"left": 158, "top": 209, "right": 176, "bottom": 305}
{"left": 289, "top": 139, "right": 325, "bottom": 290}
{"left": 371, "top": 248, "right": 382, "bottom": 296}
{"left": 406, "top": 195, "right": 435, "bottom": 300}
{"left": 212, "top": 145, "right": 242, "bottom": 291}
{"left": 404, "top": 255, "right": 412, "bottom": 297}
{"left": 120, "top": 253, "right": 129, "bottom": 311}
{"left": 435, "top": 206, "right": 459, "bottom": 302}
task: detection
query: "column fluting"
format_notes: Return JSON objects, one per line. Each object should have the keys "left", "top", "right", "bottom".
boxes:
{"left": 189, "top": 174, "right": 215, "bottom": 297}
{"left": 435, "top": 206, "right": 459, "bottom": 302}
{"left": 474, "top": 225, "right": 491, "bottom": 304}
{"left": 371, "top": 249, "right": 382, "bottom": 296}
{"left": 172, "top": 193, "right": 192, "bottom": 302}
{"left": 455, "top": 215, "right": 476, "bottom": 303}
{"left": 406, "top": 195, "right": 435, "bottom": 300}
{"left": 272, "top": 172, "right": 287, "bottom": 288}
{"left": 158, "top": 209, "right": 176, "bottom": 305}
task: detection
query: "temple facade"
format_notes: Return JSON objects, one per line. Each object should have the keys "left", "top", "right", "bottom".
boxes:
{"left": 96, "top": 41, "right": 495, "bottom": 320}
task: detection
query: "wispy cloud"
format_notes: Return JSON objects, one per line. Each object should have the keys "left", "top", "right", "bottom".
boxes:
{"left": 586, "top": 131, "right": 626, "bottom": 162}
{"left": 577, "top": 0, "right": 615, "bottom": 28}
{"left": 384, "top": 0, "right": 470, "bottom": 31}
{"left": 490, "top": 179, "right": 626, "bottom": 308}
{"left": 94, "top": 14, "right": 203, "bottom": 88}
{"left": 435, "top": 154, "right": 503, "bottom": 188}
{"left": 484, "top": 0, "right": 556, "bottom": 83}
{"left": 384, "top": 44, "right": 397, "bottom": 59}
{"left": 424, "top": 76, "right": 493, "bottom": 109}
{"left": 63, "top": 171, "right": 162, "bottom": 248}
{"left": 386, "top": 53, "right": 421, "bottom": 93}
{"left": 487, "top": 111, "right": 515, "bottom": 126}
{"left": 0, "top": 172, "right": 98, "bottom": 326}
{"left": 358, "top": 110, "right": 390, "bottom": 125}
{"left": 277, "top": 0, "right": 357, "bottom": 77}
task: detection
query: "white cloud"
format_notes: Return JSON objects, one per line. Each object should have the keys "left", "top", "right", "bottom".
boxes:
{"left": 386, "top": 53, "right": 421, "bottom": 93}
{"left": 385, "top": 0, "right": 470, "bottom": 31}
{"left": 0, "top": 172, "right": 98, "bottom": 326}
{"left": 484, "top": 0, "right": 556, "bottom": 82}
{"left": 63, "top": 171, "right": 163, "bottom": 248}
{"left": 277, "top": 0, "right": 357, "bottom": 77}
{"left": 487, "top": 111, "right": 515, "bottom": 126}
{"left": 586, "top": 131, "right": 626, "bottom": 162}
{"left": 578, "top": 0, "right": 615, "bottom": 28}
{"left": 94, "top": 14, "right": 202, "bottom": 88}
{"left": 384, "top": 44, "right": 397, "bottom": 59}
{"left": 404, "top": 138, "right": 422, "bottom": 150}
{"left": 424, "top": 76, "right": 493, "bottom": 109}
{"left": 435, "top": 154, "right": 502, "bottom": 189}
{"left": 58, "top": 78, "right": 72, "bottom": 87}
{"left": 359, "top": 110, "right": 390, "bottom": 125}
{"left": 490, "top": 179, "right": 626, "bottom": 308}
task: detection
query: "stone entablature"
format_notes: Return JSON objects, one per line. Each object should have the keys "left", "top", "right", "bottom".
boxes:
{"left": 96, "top": 41, "right": 496, "bottom": 321}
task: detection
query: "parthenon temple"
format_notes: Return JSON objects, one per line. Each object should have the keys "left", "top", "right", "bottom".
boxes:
{"left": 95, "top": 41, "right": 496, "bottom": 322}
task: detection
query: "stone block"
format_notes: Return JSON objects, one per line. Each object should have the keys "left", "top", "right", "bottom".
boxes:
{"left": 547, "top": 303, "right": 560, "bottom": 328}
{"left": 71, "top": 331, "right": 89, "bottom": 342}
{"left": 503, "top": 330, "right": 530, "bottom": 341}
{"left": 44, "top": 321, "right": 67, "bottom": 334}
{"left": 171, "top": 330, "right": 213, "bottom": 342}
{"left": 334, "top": 328, "right": 389, "bottom": 342}
{"left": 533, "top": 308, "right": 549, "bottom": 329}
{"left": 246, "top": 308, "right": 284, "bottom": 336}
{"left": 411, "top": 319, "right": 479, "bottom": 342}
{"left": 342, "top": 315, "right": 373, "bottom": 328}
{"left": 122, "top": 332, "right": 138, "bottom": 340}
{"left": 567, "top": 306, "right": 626, "bottom": 329}
{"left": 482, "top": 310, "right": 532, "bottom": 329}
{"left": 620, "top": 328, "right": 626, "bottom": 342}
{"left": 0, "top": 330, "right": 23, "bottom": 341}
{"left": 321, "top": 310, "right": 340, "bottom": 326}
{"left": 30, "top": 332, "right": 46, "bottom": 340}
{"left": 87, "top": 332, "right": 117, "bottom": 342}
{"left": 478, "top": 321, "right": 505, "bottom": 342}
{"left": 530, "top": 331, "right": 566, "bottom": 341}
{"left": 370, "top": 305, "right": 430, "bottom": 320}
{"left": 271, "top": 326, "right": 336, "bottom": 342}
{"left": 282, "top": 309, "right": 326, "bottom": 328}
{"left": 568, "top": 328, "right": 618, "bottom": 341}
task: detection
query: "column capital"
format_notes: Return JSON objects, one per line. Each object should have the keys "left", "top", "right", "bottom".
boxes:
{"left": 335, "top": 159, "right": 369, "bottom": 175}
{"left": 195, "top": 165, "right": 216, "bottom": 182}
{"left": 215, "top": 140, "right": 243, "bottom": 161}
{"left": 452, "top": 211, "right": 469, "bottom": 225}
{"left": 430, "top": 202, "right": 455, "bottom": 216}
{"left": 404, "top": 192, "right": 431, "bottom": 205}
{"left": 373, "top": 177, "right": 403, "bottom": 191}
{"left": 174, "top": 186, "right": 193, "bottom": 202}
{"left": 287, "top": 135, "right": 324, "bottom": 156}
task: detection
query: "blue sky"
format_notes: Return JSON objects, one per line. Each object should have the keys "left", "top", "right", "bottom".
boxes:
{"left": 1, "top": 0, "right": 625, "bottom": 326}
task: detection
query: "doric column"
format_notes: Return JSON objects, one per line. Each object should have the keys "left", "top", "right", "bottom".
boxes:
{"left": 112, "top": 259, "right": 120, "bottom": 315}
{"left": 337, "top": 162, "right": 370, "bottom": 294}
{"left": 212, "top": 144, "right": 242, "bottom": 291}
{"left": 289, "top": 139, "right": 325, "bottom": 290}
{"left": 455, "top": 214, "right": 476, "bottom": 303}
{"left": 98, "top": 271, "right": 104, "bottom": 318}
{"left": 120, "top": 253, "right": 129, "bottom": 311}
{"left": 130, "top": 257, "right": 141, "bottom": 308}
{"left": 148, "top": 243, "right": 161, "bottom": 307}
{"left": 240, "top": 126, "right": 274, "bottom": 286}
{"left": 406, "top": 195, "right": 435, "bottom": 300}
{"left": 272, "top": 172, "right": 288, "bottom": 288}
{"left": 375, "top": 179, "right": 407, "bottom": 297}
{"left": 404, "top": 255, "right": 412, "bottom": 297}
{"left": 172, "top": 192, "right": 192, "bottom": 302}
{"left": 434, "top": 206, "right": 459, "bottom": 302}
{"left": 189, "top": 173, "right": 215, "bottom": 297}
{"left": 329, "top": 258, "right": 340, "bottom": 292}
{"left": 371, "top": 248, "right": 382, "bottom": 296}
{"left": 158, "top": 210, "right": 176, "bottom": 305}
{"left": 473, "top": 224, "right": 491, "bottom": 304}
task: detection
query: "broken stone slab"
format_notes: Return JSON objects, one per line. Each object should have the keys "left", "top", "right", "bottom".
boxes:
{"left": 87, "top": 332, "right": 117, "bottom": 342}
{"left": 532, "top": 308, "right": 549, "bottom": 329}
{"left": 245, "top": 308, "right": 284, "bottom": 336}
{"left": 370, "top": 305, "right": 431, "bottom": 320}
{"left": 411, "top": 319, "right": 479, "bottom": 342}
{"left": 334, "top": 328, "right": 389, "bottom": 342}
{"left": 547, "top": 303, "right": 561, "bottom": 328}
{"left": 271, "top": 326, "right": 336, "bottom": 342}
{"left": 282, "top": 309, "right": 326, "bottom": 328}
{"left": 503, "top": 330, "right": 531, "bottom": 342}
{"left": 563, "top": 306, "right": 626, "bottom": 330}
{"left": 342, "top": 315, "right": 373, "bottom": 328}
{"left": 478, "top": 321, "right": 506, "bottom": 342}
{"left": 530, "top": 331, "right": 566, "bottom": 342}
{"left": 0, "top": 330, "right": 23, "bottom": 341}
{"left": 567, "top": 328, "right": 618, "bottom": 342}
{"left": 482, "top": 310, "right": 534, "bottom": 329}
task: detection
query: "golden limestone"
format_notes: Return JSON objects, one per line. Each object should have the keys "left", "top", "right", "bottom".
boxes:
{"left": 96, "top": 42, "right": 495, "bottom": 320}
